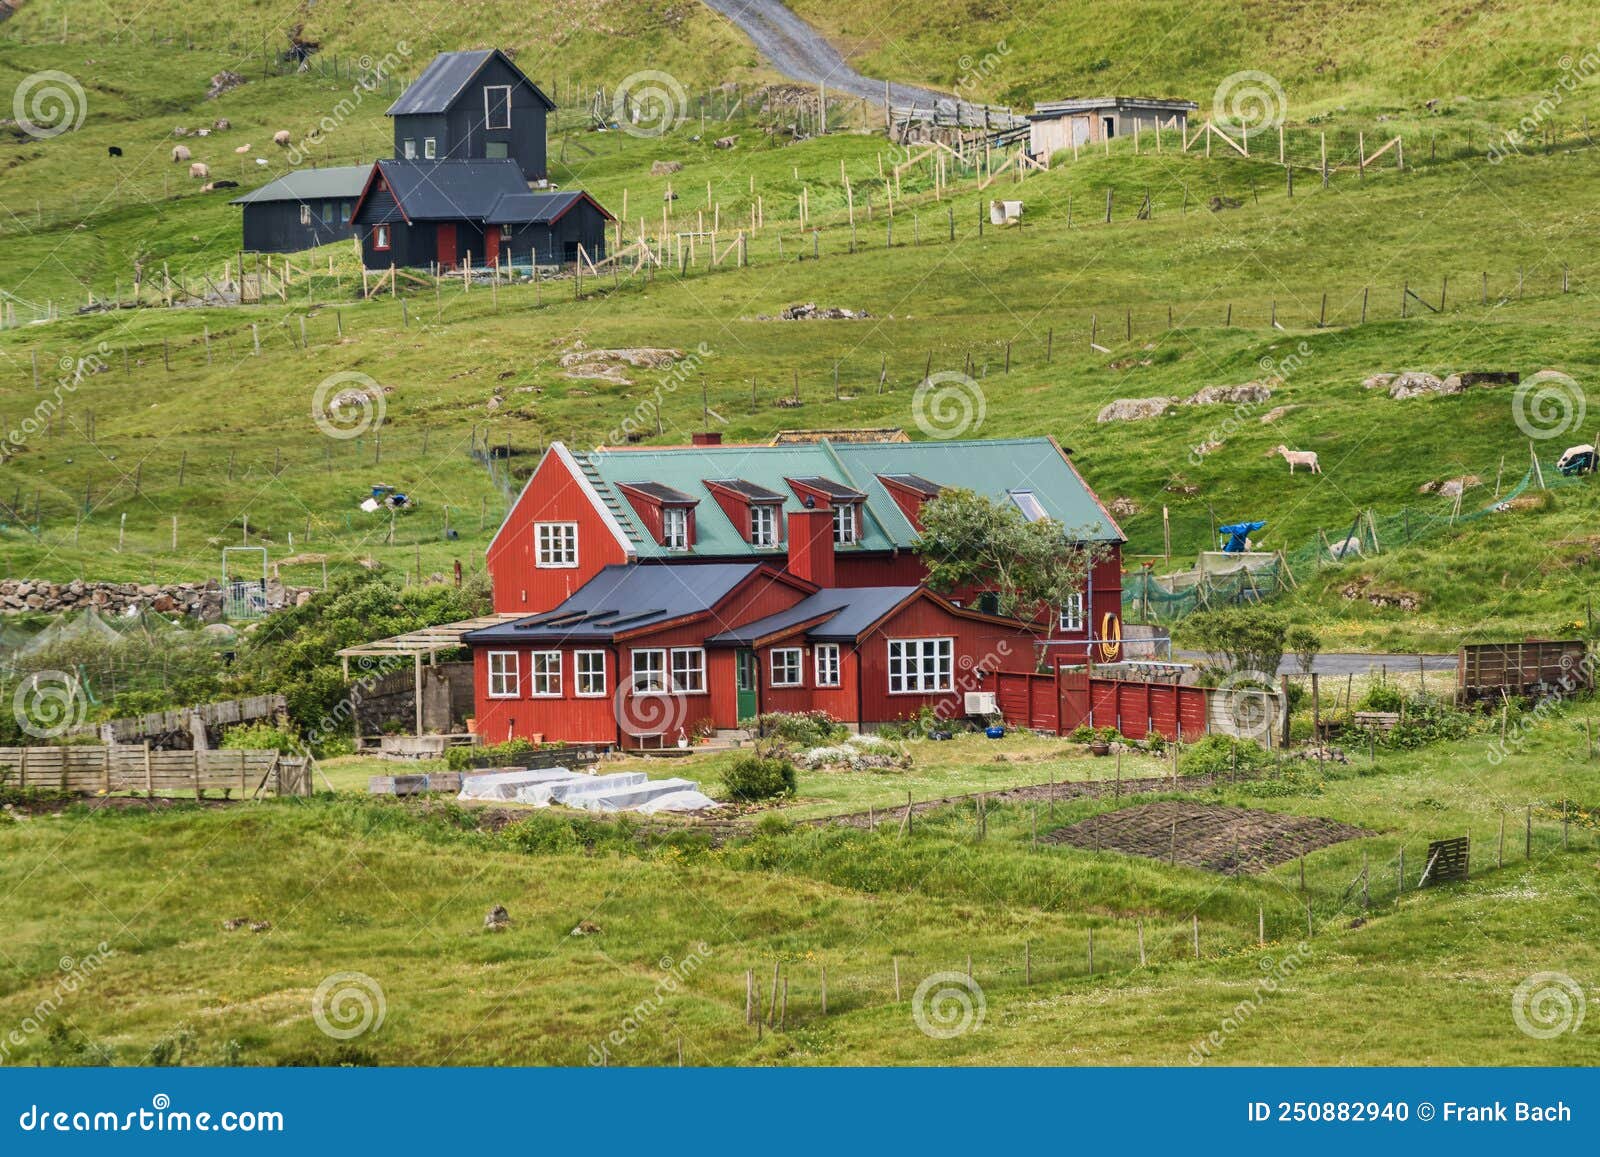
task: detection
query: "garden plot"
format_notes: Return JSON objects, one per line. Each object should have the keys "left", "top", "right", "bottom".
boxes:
{"left": 1043, "top": 801, "right": 1370, "bottom": 874}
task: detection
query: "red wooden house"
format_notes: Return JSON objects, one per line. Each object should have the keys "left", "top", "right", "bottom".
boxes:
{"left": 464, "top": 434, "right": 1124, "bottom": 746}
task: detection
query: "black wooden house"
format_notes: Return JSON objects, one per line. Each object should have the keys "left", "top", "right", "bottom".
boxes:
{"left": 230, "top": 166, "right": 369, "bottom": 253}
{"left": 350, "top": 158, "right": 612, "bottom": 271}
{"left": 386, "top": 49, "right": 555, "bottom": 184}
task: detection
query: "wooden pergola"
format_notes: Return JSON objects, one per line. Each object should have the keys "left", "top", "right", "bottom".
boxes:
{"left": 336, "top": 613, "right": 524, "bottom": 736}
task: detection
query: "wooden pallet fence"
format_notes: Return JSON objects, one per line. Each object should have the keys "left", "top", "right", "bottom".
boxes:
{"left": 0, "top": 745, "right": 310, "bottom": 798}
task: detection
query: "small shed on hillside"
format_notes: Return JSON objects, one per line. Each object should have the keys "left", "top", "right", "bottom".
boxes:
{"left": 229, "top": 165, "right": 370, "bottom": 253}
{"left": 1028, "top": 97, "right": 1197, "bottom": 156}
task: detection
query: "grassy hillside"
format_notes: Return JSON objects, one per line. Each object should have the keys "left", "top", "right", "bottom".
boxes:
{"left": 1, "top": 697, "right": 1596, "bottom": 1065}
{"left": 790, "top": 0, "right": 1600, "bottom": 120}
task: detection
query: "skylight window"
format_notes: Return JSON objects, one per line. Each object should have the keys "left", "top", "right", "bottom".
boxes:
{"left": 1009, "top": 489, "right": 1049, "bottom": 522}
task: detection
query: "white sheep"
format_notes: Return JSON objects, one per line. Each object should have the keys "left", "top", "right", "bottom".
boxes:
{"left": 1275, "top": 445, "right": 1321, "bottom": 474}
{"left": 171, "top": 144, "right": 191, "bottom": 163}
{"left": 273, "top": 130, "right": 292, "bottom": 146}
{"left": 234, "top": 144, "right": 251, "bottom": 154}
{"left": 1327, "top": 534, "right": 1363, "bottom": 559}
{"left": 189, "top": 161, "right": 210, "bottom": 180}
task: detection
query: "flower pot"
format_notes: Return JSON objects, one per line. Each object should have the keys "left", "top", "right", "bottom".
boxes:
{"left": 1089, "top": 740, "right": 1112, "bottom": 757}
{"left": 465, "top": 717, "right": 478, "bottom": 734}
{"left": 985, "top": 725, "right": 1005, "bottom": 739}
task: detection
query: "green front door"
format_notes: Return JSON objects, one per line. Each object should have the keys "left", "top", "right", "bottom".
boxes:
{"left": 736, "top": 649, "right": 758, "bottom": 722}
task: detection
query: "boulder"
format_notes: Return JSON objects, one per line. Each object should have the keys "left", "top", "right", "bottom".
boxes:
{"left": 1096, "top": 396, "right": 1178, "bottom": 423}
{"left": 1185, "top": 382, "right": 1274, "bottom": 406}
{"left": 650, "top": 160, "right": 683, "bottom": 175}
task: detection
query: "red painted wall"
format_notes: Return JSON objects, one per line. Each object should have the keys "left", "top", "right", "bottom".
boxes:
{"left": 470, "top": 568, "right": 812, "bottom": 746}
{"left": 856, "top": 595, "right": 1040, "bottom": 726}
{"left": 486, "top": 450, "right": 629, "bottom": 614}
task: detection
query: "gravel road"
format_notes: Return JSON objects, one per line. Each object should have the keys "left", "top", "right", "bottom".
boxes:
{"left": 699, "top": 0, "right": 958, "bottom": 109}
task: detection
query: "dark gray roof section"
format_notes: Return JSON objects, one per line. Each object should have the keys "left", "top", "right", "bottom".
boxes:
{"left": 713, "top": 479, "right": 787, "bottom": 502}
{"left": 620, "top": 481, "right": 698, "bottom": 504}
{"left": 1030, "top": 96, "right": 1198, "bottom": 119}
{"left": 485, "top": 190, "right": 608, "bottom": 225}
{"left": 376, "top": 159, "right": 529, "bottom": 220}
{"left": 386, "top": 49, "right": 555, "bottom": 117}
{"left": 462, "top": 563, "right": 762, "bottom": 644}
{"left": 789, "top": 476, "right": 866, "bottom": 501}
{"left": 229, "top": 165, "right": 370, "bottom": 205}
{"left": 878, "top": 472, "right": 943, "bottom": 497}
{"left": 706, "top": 587, "right": 919, "bottom": 646}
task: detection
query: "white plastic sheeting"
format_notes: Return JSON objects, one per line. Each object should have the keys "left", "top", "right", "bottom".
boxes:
{"left": 457, "top": 767, "right": 718, "bottom": 813}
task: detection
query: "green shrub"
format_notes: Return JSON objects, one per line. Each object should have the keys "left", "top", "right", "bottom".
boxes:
{"left": 1358, "top": 683, "right": 1405, "bottom": 713}
{"left": 721, "top": 753, "right": 798, "bottom": 802}
{"left": 744, "top": 710, "right": 846, "bottom": 747}
{"left": 219, "top": 722, "right": 301, "bottom": 755}
{"left": 753, "top": 811, "right": 795, "bottom": 837}
{"left": 445, "top": 736, "right": 550, "bottom": 771}
{"left": 1178, "top": 733, "right": 1273, "bottom": 777}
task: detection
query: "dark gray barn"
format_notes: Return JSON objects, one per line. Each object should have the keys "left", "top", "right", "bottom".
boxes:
{"left": 350, "top": 158, "right": 612, "bottom": 271}
{"left": 229, "top": 166, "right": 370, "bottom": 253}
{"left": 387, "top": 49, "right": 555, "bottom": 184}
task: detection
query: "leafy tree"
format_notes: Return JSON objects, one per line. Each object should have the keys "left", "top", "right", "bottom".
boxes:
{"left": 913, "top": 488, "right": 1106, "bottom": 620}
{"left": 1189, "top": 607, "right": 1289, "bottom": 676}
{"left": 1286, "top": 625, "right": 1322, "bottom": 675}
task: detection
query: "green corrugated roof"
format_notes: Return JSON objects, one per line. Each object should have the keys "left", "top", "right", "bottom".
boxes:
{"left": 574, "top": 437, "right": 1120, "bottom": 560}
{"left": 229, "top": 165, "right": 371, "bottom": 205}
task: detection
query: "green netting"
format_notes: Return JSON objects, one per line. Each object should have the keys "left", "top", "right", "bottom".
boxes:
{"left": 1132, "top": 454, "right": 1583, "bottom": 622}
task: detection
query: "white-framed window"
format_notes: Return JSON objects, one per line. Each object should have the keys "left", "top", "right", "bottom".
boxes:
{"left": 299, "top": 203, "right": 312, "bottom": 226}
{"left": 670, "top": 648, "right": 706, "bottom": 693}
{"left": 814, "top": 643, "right": 840, "bottom": 687}
{"left": 631, "top": 649, "right": 667, "bottom": 693}
{"left": 529, "top": 651, "right": 562, "bottom": 697}
{"left": 402, "top": 138, "right": 417, "bottom": 159}
{"left": 487, "top": 651, "right": 519, "bottom": 698}
{"left": 484, "top": 84, "right": 513, "bottom": 130}
{"left": 832, "top": 504, "right": 858, "bottom": 545}
{"left": 750, "top": 504, "right": 779, "bottom": 547}
{"left": 372, "top": 224, "right": 391, "bottom": 251}
{"left": 423, "top": 137, "right": 437, "bottom": 160}
{"left": 1059, "top": 593, "right": 1085, "bottom": 632}
{"left": 575, "top": 650, "right": 607, "bottom": 697}
{"left": 887, "top": 638, "right": 954, "bottom": 694}
{"left": 662, "top": 506, "right": 689, "bottom": 550}
{"left": 771, "top": 647, "right": 803, "bottom": 687}
{"left": 535, "top": 522, "right": 578, "bottom": 568}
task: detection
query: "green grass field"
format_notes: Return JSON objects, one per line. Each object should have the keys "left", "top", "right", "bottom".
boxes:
{"left": 2, "top": 697, "right": 1595, "bottom": 1066}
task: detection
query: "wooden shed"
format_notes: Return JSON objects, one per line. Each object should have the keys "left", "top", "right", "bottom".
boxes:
{"left": 1028, "top": 97, "right": 1197, "bottom": 157}
{"left": 229, "top": 165, "right": 369, "bottom": 253}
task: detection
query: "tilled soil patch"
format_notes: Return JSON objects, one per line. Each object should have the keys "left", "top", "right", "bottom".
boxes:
{"left": 1041, "top": 800, "right": 1370, "bottom": 874}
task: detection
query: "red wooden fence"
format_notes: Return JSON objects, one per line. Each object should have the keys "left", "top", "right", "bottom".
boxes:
{"left": 992, "top": 670, "right": 1216, "bottom": 741}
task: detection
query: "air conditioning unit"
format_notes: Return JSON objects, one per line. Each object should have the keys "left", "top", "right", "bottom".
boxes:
{"left": 964, "top": 691, "right": 998, "bottom": 716}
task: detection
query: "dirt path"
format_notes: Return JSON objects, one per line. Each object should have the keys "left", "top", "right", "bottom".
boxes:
{"left": 699, "top": 0, "right": 960, "bottom": 110}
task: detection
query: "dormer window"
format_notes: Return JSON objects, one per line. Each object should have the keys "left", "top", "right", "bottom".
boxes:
{"left": 618, "top": 482, "right": 698, "bottom": 551}
{"left": 662, "top": 506, "right": 689, "bottom": 550}
{"left": 832, "top": 504, "right": 859, "bottom": 545}
{"left": 750, "top": 504, "right": 779, "bottom": 547}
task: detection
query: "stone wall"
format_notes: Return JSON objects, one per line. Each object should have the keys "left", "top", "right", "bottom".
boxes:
{"left": 0, "top": 579, "right": 316, "bottom": 621}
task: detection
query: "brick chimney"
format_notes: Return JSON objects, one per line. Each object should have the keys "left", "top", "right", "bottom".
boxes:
{"left": 691, "top": 431, "right": 722, "bottom": 446}
{"left": 786, "top": 508, "right": 835, "bottom": 588}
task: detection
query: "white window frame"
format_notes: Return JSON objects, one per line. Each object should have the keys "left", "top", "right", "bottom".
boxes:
{"left": 1059, "top": 592, "right": 1085, "bottom": 632}
{"left": 670, "top": 647, "right": 706, "bottom": 694}
{"left": 631, "top": 649, "right": 667, "bottom": 693}
{"left": 770, "top": 647, "right": 803, "bottom": 687}
{"left": 750, "top": 504, "right": 779, "bottom": 547}
{"left": 1009, "top": 489, "right": 1049, "bottom": 522}
{"left": 832, "top": 503, "right": 859, "bottom": 545}
{"left": 372, "top": 224, "right": 391, "bottom": 251}
{"left": 487, "top": 651, "right": 520, "bottom": 698}
{"left": 535, "top": 522, "right": 579, "bottom": 569}
{"left": 528, "top": 650, "right": 562, "bottom": 697}
{"left": 484, "top": 84, "right": 513, "bottom": 130}
{"left": 402, "top": 138, "right": 417, "bottom": 159}
{"left": 423, "top": 137, "right": 437, "bottom": 160}
{"left": 575, "top": 650, "right": 607, "bottom": 697}
{"left": 814, "top": 643, "right": 841, "bottom": 687}
{"left": 662, "top": 506, "right": 689, "bottom": 551}
{"left": 299, "top": 203, "right": 312, "bottom": 226}
{"left": 887, "top": 637, "right": 954, "bottom": 695}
